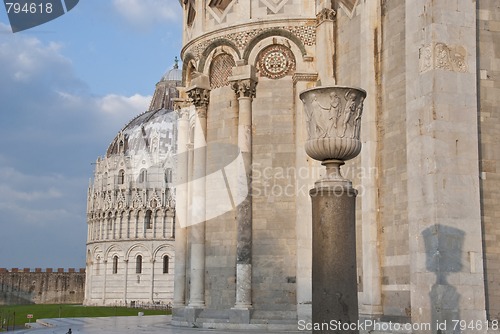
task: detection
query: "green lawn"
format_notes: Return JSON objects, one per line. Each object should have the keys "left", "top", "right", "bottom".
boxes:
{"left": 0, "top": 304, "right": 170, "bottom": 331}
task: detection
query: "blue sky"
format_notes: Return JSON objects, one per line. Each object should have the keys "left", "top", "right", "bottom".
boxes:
{"left": 0, "top": 0, "right": 183, "bottom": 269}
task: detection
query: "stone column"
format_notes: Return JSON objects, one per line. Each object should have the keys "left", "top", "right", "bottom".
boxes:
{"left": 123, "top": 259, "right": 128, "bottom": 305}
{"left": 186, "top": 76, "right": 210, "bottom": 313}
{"left": 229, "top": 65, "right": 257, "bottom": 322}
{"left": 359, "top": 0, "right": 382, "bottom": 318}
{"left": 300, "top": 86, "right": 366, "bottom": 333}
{"left": 293, "top": 72, "right": 319, "bottom": 323}
{"left": 150, "top": 258, "right": 155, "bottom": 303}
{"left": 315, "top": 1, "right": 336, "bottom": 85}
{"left": 102, "top": 260, "right": 108, "bottom": 304}
{"left": 173, "top": 99, "right": 189, "bottom": 309}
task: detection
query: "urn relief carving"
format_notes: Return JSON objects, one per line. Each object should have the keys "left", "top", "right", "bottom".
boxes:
{"left": 300, "top": 86, "right": 366, "bottom": 183}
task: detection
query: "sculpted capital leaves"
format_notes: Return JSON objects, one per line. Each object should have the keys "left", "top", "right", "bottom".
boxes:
{"left": 232, "top": 79, "right": 257, "bottom": 99}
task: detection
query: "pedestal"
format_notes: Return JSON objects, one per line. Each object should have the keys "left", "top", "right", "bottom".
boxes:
{"left": 311, "top": 180, "right": 358, "bottom": 333}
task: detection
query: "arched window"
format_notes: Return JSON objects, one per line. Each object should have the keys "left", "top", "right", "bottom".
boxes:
{"left": 113, "top": 255, "right": 118, "bottom": 274}
{"left": 118, "top": 170, "right": 125, "bottom": 185}
{"left": 145, "top": 210, "right": 152, "bottom": 229}
{"left": 163, "top": 255, "right": 169, "bottom": 274}
{"left": 118, "top": 140, "right": 124, "bottom": 154}
{"left": 136, "top": 255, "right": 142, "bottom": 274}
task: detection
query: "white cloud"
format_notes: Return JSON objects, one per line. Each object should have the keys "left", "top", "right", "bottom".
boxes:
{"left": 98, "top": 93, "right": 151, "bottom": 115}
{"left": 0, "top": 26, "right": 155, "bottom": 268}
{"left": 112, "top": 0, "right": 181, "bottom": 29}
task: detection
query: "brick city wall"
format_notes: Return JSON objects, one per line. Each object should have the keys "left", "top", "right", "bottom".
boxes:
{"left": 0, "top": 268, "right": 85, "bottom": 305}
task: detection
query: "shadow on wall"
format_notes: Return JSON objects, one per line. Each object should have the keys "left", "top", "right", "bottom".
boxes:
{"left": 423, "top": 224, "right": 464, "bottom": 334}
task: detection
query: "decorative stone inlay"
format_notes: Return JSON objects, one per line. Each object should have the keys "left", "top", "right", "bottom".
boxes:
{"left": 292, "top": 72, "right": 318, "bottom": 85}
{"left": 259, "top": 0, "right": 289, "bottom": 14}
{"left": 300, "top": 86, "right": 366, "bottom": 163}
{"left": 210, "top": 53, "right": 236, "bottom": 89}
{"left": 185, "top": 24, "right": 316, "bottom": 59}
{"left": 419, "top": 43, "right": 468, "bottom": 73}
{"left": 256, "top": 44, "right": 296, "bottom": 79}
{"left": 207, "top": 0, "right": 236, "bottom": 24}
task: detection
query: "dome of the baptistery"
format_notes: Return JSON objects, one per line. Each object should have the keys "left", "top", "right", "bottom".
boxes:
{"left": 106, "top": 109, "right": 176, "bottom": 158}
{"left": 161, "top": 67, "right": 182, "bottom": 82}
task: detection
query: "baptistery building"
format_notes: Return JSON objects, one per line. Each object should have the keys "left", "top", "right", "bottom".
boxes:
{"left": 84, "top": 65, "right": 181, "bottom": 306}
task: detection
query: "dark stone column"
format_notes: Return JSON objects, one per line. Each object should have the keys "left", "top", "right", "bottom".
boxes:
{"left": 311, "top": 180, "right": 358, "bottom": 333}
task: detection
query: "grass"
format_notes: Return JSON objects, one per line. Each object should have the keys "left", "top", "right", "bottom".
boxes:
{"left": 0, "top": 304, "right": 170, "bottom": 331}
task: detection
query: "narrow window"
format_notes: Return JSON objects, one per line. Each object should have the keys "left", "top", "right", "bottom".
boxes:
{"left": 136, "top": 255, "right": 142, "bottom": 274}
{"left": 118, "top": 170, "right": 125, "bottom": 184}
{"left": 139, "top": 169, "right": 147, "bottom": 183}
{"left": 145, "top": 210, "right": 152, "bottom": 229}
{"left": 113, "top": 256, "right": 118, "bottom": 274}
{"left": 165, "top": 168, "right": 172, "bottom": 183}
{"left": 163, "top": 255, "right": 169, "bottom": 274}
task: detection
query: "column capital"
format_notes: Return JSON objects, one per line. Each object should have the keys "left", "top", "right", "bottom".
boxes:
{"left": 186, "top": 73, "right": 211, "bottom": 110}
{"left": 173, "top": 98, "right": 190, "bottom": 118}
{"left": 229, "top": 65, "right": 258, "bottom": 99}
{"left": 231, "top": 79, "right": 258, "bottom": 99}
{"left": 186, "top": 87, "right": 210, "bottom": 110}
{"left": 316, "top": 7, "right": 336, "bottom": 24}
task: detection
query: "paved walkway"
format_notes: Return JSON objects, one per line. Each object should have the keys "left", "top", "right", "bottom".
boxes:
{"left": 13, "top": 315, "right": 304, "bottom": 333}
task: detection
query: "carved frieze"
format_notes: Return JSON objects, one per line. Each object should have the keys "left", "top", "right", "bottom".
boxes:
{"left": 419, "top": 42, "right": 468, "bottom": 73}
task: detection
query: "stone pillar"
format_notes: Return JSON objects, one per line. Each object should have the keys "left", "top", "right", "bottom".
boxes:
{"left": 173, "top": 99, "right": 189, "bottom": 309}
{"left": 102, "top": 260, "right": 108, "bottom": 304}
{"left": 123, "top": 259, "right": 128, "bottom": 305}
{"left": 405, "top": 1, "right": 486, "bottom": 331}
{"left": 315, "top": 1, "right": 336, "bottom": 85}
{"left": 186, "top": 76, "right": 210, "bottom": 312}
{"left": 150, "top": 258, "right": 155, "bottom": 302}
{"left": 293, "top": 72, "right": 319, "bottom": 323}
{"left": 300, "top": 86, "right": 366, "bottom": 333}
{"left": 359, "top": 0, "right": 382, "bottom": 318}
{"left": 229, "top": 66, "right": 257, "bottom": 322}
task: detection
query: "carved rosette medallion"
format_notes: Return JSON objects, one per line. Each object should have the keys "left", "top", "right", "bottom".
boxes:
{"left": 299, "top": 86, "right": 366, "bottom": 163}
{"left": 256, "top": 44, "right": 296, "bottom": 79}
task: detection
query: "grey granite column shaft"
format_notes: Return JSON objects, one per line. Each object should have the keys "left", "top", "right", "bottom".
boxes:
{"left": 311, "top": 182, "right": 358, "bottom": 333}
{"left": 229, "top": 67, "right": 257, "bottom": 316}
{"left": 233, "top": 79, "right": 256, "bottom": 310}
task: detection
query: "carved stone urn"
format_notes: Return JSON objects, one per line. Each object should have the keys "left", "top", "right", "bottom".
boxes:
{"left": 300, "top": 86, "right": 366, "bottom": 184}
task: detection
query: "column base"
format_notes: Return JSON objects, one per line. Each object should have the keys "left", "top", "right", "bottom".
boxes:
{"left": 184, "top": 306, "right": 204, "bottom": 323}
{"left": 359, "top": 304, "right": 383, "bottom": 320}
{"left": 229, "top": 307, "right": 253, "bottom": 324}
